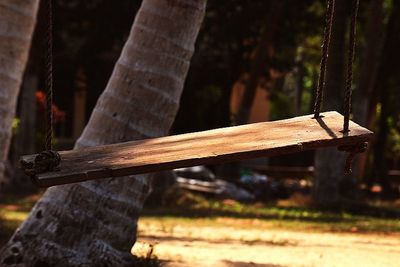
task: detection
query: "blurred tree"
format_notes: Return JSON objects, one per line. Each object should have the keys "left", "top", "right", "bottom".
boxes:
{"left": 51, "top": 0, "right": 141, "bottom": 137}
{"left": 173, "top": 0, "right": 320, "bottom": 133}
{"left": 351, "top": 0, "right": 385, "bottom": 181}
{"left": 0, "top": 0, "right": 206, "bottom": 266}
{"left": 174, "top": 0, "right": 272, "bottom": 132}
{"left": 0, "top": 0, "right": 39, "bottom": 187}
{"left": 19, "top": 1, "right": 321, "bottom": 137}
{"left": 353, "top": 0, "right": 385, "bottom": 127}
{"left": 371, "top": 0, "right": 400, "bottom": 197}
{"left": 236, "top": 0, "right": 285, "bottom": 125}
{"left": 313, "top": 0, "right": 348, "bottom": 207}
{"left": 9, "top": 2, "right": 47, "bottom": 190}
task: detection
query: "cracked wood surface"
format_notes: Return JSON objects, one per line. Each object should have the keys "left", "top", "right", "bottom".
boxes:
{"left": 22, "top": 111, "right": 373, "bottom": 187}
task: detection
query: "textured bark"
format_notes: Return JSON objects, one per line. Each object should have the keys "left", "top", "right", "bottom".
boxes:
{"left": 313, "top": 0, "right": 347, "bottom": 207}
{"left": 0, "top": 0, "right": 206, "bottom": 266}
{"left": 0, "top": 0, "right": 39, "bottom": 185}
{"left": 10, "top": 72, "right": 38, "bottom": 190}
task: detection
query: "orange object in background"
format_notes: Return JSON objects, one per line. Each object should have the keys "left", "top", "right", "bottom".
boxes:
{"left": 230, "top": 81, "right": 270, "bottom": 124}
{"left": 36, "top": 91, "right": 66, "bottom": 124}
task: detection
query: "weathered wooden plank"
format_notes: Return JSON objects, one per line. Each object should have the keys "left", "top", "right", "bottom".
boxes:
{"left": 21, "top": 111, "right": 373, "bottom": 187}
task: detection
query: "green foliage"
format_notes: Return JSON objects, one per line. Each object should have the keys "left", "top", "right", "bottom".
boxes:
{"left": 387, "top": 117, "right": 400, "bottom": 158}
{"left": 269, "top": 92, "right": 294, "bottom": 120}
{"left": 388, "top": 128, "right": 400, "bottom": 155}
{"left": 11, "top": 118, "right": 20, "bottom": 135}
{"left": 173, "top": 0, "right": 322, "bottom": 133}
{"left": 144, "top": 191, "right": 400, "bottom": 233}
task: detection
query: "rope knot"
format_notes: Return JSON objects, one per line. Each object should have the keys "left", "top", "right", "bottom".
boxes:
{"left": 338, "top": 142, "right": 368, "bottom": 174}
{"left": 20, "top": 150, "right": 61, "bottom": 177}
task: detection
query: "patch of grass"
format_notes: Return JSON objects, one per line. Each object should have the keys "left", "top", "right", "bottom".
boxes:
{"left": 1, "top": 210, "right": 30, "bottom": 221}
{"left": 0, "top": 193, "right": 38, "bottom": 247}
{"left": 142, "top": 191, "right": 400, "bottom": 233}
{"left": 1, "top": 190, "right": 400, "bottom": 252}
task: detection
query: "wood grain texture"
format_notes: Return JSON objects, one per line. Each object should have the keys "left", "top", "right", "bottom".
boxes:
{"left": 22, "top": 111, "right": 373, "bottom": 187}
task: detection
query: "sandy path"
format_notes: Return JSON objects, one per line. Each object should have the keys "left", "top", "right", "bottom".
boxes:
{"left": 137, "top": 218, "right": 400, "bottom": 267}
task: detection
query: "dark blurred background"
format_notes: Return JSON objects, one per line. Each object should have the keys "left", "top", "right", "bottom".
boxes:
{"left": 8, "top": 0, "right": 400, "bottom": 204}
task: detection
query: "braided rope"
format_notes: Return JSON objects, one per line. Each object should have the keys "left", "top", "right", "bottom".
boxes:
{"left": 45, "top": 0, "right": 54, "bottom": 151}
{"left": 343, "top": 0, "right": 359, "bottom": 132}
{"left": 27, "top": 0, "right": 61, "bottom": 177}
{"left": 314, "top": 0, "right": 335, "bottom": 118}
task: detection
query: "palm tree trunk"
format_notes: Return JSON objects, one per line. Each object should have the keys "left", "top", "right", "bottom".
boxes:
{"left": 10, "top": 71, "right": 38, "bottom": 190}
{"left": 0, "top": 0, "right": 206, "bottom": 266}
{"left": 0, "top": 0, "right": 39, "bottom": 185}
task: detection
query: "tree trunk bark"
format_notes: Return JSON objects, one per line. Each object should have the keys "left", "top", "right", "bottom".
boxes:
{"left": 0, "top": 0, "right": 39, "bottom": 185}
{"left": 352, "top": 0, "right": 384, "bottom": 178}
{"left": 236, "top": 0, "right": 285, "bottom": 125}
{"left": 10, "top": 72, "right": 38, "bottom": 191}
{"left": 370, "top": 2, "right": 400, "bottom": 197}
{"left": 313, "top": 0, "right": 347, "bottom": 207}
{"left": 373, "top": 83, "right": 391, "bottom": 196}
{"left": 295, "top": 56, "right": 305, "bottom": 115}
{"left": 0, "top": 0, "right": 206, "bottom": 266}
{"left": 353, "top": 0, "right": 384, "bottom": 127}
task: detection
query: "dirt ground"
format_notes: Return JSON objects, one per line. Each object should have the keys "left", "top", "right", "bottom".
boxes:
{"left": 137, "top": 218, "right": 400, "bottom": 267}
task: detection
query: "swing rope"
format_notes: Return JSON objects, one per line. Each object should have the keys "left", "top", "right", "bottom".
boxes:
{"left": 343, "top": 0, "right": 359, "bottom": 133}
{"left": 314, "top": 0, "right": 365, "bottom": 174}
{"left": 314, "top": 0, "right": 360, "bottom": 133}
{"left": 313, "top": 0, "right": 335, "bottom": 119}
{"left": 340, "top": 0, "right": 364, "bottom": 174}
{"left": 45, "top": 0, "right": 54, "bottom": 151}
{"left": 21, "top": 0, "right": 61, "bottom": 177}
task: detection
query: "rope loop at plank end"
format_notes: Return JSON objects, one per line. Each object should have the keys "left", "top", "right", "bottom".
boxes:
{"left": 21, "top": 0, "right": 62, "bottom": 185}
{"left": 338, "top": 142, "right": 368, "bottom": 174}
{"left": 20, "top": 151, "right": 61, "bottom": 184}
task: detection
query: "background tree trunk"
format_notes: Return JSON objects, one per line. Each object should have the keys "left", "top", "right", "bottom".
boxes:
{"left": 219, "top": 0, "right": 284, "bottom": 180}
{"left": 312, "top": 0, "right": 348, "bottom": 207}
{"left": 295, "top": 55, "right": 305, "bottom": 116}
{"left": 352, "top": 0, "right": 384, "bottom": 179}
{"left": 353, "top": 0, "right": 384, "bottom": 127}
{"left": 10, "top": 71, "right": 38, "bottom": 190}
{"left": 370, "top": 2, "right": 400, "bottom": 198}
{"left": 0, "top": 0, "right": 206, "bottom": 266}
{"left": 236, "top": 0, "right": 285, "bottom": 125}
{"left": 0, "top": 0, "right": 39, "bottom": 186}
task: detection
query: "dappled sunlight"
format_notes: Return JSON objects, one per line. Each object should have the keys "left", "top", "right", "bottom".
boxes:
{"left": 137, "top": 215, "right": 400, "bottom": 267}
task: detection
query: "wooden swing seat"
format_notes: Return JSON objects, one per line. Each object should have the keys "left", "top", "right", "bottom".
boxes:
{"left": 21, "top": 111, "right": 373, "bottom": 187}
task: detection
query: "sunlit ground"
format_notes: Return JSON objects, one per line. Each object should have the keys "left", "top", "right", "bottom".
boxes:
{"left": 138, "top": 218, "right": 400, "bottom": 267}
{"left": 1, "top": 192, "right": 400, "bottom": 267}
{"left": 136, "top": 192, "right": 400, "bottom": 266}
